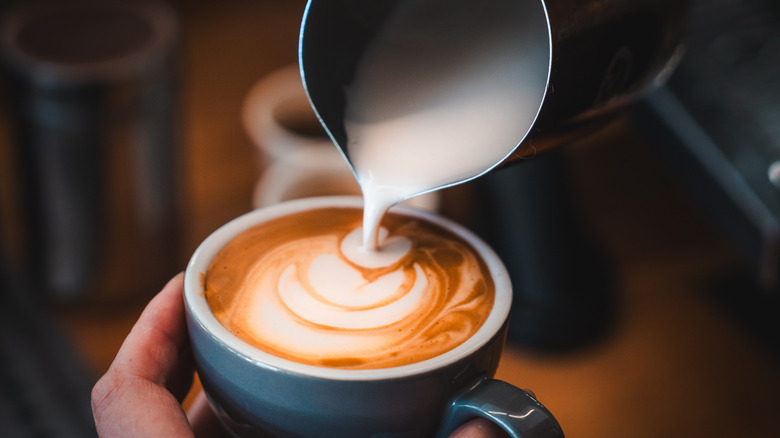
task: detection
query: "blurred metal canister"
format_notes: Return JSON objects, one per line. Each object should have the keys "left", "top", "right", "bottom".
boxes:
{"left": 0, "top": 1, "right": 181, "bottom": 303}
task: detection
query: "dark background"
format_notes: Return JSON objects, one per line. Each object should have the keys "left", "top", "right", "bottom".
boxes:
{"left": 1, "top": 0, "right": 779, "bottom": 437}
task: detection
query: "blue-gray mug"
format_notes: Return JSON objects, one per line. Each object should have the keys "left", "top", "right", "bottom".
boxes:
{"left": 184, "top": 196, "right": 564, "bottom": 438}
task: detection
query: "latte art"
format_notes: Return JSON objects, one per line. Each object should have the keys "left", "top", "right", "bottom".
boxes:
{"left": 204, "top": 207, "right": 494, "bottom": 369}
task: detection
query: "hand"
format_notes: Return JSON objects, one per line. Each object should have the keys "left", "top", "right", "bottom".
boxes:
{"left": 91, "top": 273, "right": 224, "bottom": 437}
{"left": 91, "top": 274, "right": 508, "bottom": 438}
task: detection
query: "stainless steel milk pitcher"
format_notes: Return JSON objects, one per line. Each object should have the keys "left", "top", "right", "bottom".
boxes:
{"left": 299, "top": 0, "right": 689, "bottom": 163}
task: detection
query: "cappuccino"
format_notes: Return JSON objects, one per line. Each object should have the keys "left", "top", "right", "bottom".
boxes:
{"left": 204, "top": 206, "right": 494, "bottom": 370}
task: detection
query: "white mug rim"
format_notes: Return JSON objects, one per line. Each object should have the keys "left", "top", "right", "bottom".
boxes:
{"left": 184, "top": 196, "right": 511, "bottom": 381}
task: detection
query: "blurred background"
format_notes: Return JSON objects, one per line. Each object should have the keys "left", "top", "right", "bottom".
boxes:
{"left": 1, "top": 0, "right": 779, "bottom": 437}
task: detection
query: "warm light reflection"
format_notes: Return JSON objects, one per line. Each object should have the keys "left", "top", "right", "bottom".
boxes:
{"left": 488, "top": 408, "right": 536, "bottom": 419}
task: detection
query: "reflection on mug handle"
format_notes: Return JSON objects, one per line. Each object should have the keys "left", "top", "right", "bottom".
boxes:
{"left": 437, "top": 378, "right": 565, "bottom": 438}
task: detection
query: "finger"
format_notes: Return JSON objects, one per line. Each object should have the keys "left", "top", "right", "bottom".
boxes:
{"left": 448, "top": 417, "right": 511, "bottom": 438}
{"left": 92, "top": 273, "right": 195, "bottom": 437}
{"left": 92, "top": 374, "right": 193, "bottom": 437}
{"left": 188, "top": 391, "right": 231, "bottom": 438}
{"left": 112, "top": 273, "right": 190, "bottom": 389}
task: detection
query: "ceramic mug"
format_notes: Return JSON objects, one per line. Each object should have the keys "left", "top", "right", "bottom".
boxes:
{"left": 184, "top": 196, "right": 564, "bottom": 438}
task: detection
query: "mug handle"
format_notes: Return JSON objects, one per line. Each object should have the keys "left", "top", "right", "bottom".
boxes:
{"left": 436, "top": 378, "right": 565, "bottom": 438}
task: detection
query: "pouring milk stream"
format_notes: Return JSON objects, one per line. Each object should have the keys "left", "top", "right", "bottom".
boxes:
{"left": 301, "top": 0, "right": 689, "bottom": 255}
{"left": 311, "top": 0, "right": 550, "bottom": 252}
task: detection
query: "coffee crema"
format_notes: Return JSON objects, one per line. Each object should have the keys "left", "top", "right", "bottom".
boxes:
{"left": 204, "top": 207, "right": 494, "bottom": 370}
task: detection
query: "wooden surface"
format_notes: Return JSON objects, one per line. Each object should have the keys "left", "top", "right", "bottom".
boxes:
{"left": 19, "top": 1, "right": 780, "bottom": 436}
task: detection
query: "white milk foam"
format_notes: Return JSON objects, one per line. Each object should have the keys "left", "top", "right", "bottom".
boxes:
{"left": 240, "top": 231, "right": 425, "bottom": 349}
{"left": 211, "top": 210, "right": 493, "bottom": 369}
{"left": 342, "top": 1, "right": 549, "bottom": 249}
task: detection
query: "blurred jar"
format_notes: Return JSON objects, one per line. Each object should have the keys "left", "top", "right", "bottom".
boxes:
{"left": 0, "top": 0, "right": 182, "bottom": 303}
{"left": 243, "top": 64, "right": 440, "bottom": 211}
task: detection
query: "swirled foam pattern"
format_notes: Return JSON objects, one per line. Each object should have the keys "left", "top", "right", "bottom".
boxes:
{"left": 204, "top": 207, "right": 494, "bottom": 369}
